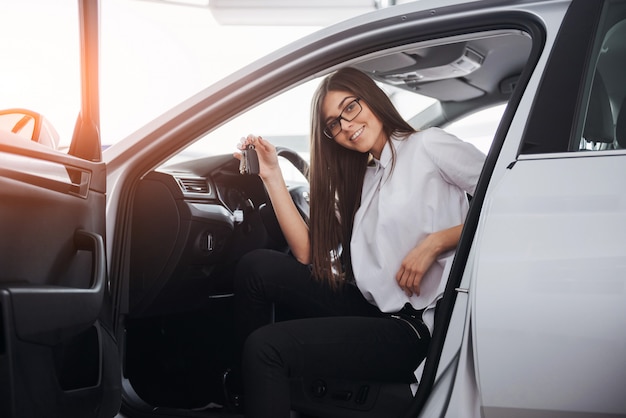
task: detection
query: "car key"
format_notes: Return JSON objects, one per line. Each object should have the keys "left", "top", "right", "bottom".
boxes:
{"left": 239, "top": 144, "right": 260, "bottom": 175}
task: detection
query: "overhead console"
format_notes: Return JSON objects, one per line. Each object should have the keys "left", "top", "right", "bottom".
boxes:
{"left": 374, "top": 43, "right": 484, "bottom": 85}
{"left": 356, "top": 31, "right": 532, "bottom": 102}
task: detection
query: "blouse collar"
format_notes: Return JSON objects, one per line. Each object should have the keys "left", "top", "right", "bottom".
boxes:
{"left": 371, "top": 138, "right": 394, "bottom": 171}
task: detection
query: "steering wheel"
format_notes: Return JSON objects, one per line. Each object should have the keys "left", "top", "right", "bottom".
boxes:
{"left": 276, "top": 146, "right": 310, "bottom": 221}
{"left": 276, "top": 146, "right": 309, "bottom": 180}
{"left": 259, "top": 146, "right": 310, "bottom": 247}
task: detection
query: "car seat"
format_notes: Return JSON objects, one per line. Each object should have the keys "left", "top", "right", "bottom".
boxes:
{"left": 582, "top": 72, "right": 614, "bottom": 150}
{"left": 616, "top": 97, "right": 626, "bottom": 149}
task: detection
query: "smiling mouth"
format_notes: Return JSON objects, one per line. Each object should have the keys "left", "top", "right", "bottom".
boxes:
{"left": 350, "top": 127, "right": 364, "bottom": 141}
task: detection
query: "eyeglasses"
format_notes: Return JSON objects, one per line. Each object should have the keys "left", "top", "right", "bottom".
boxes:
{"left": 323, "top": 98, "right": 362, "bottom": 139}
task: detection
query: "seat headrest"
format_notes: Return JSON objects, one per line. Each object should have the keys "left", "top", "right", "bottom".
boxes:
{"left": 583, "top": 73, "right": 614, "bottom": 144}
{"left": 616, "top": 98, "right": 626, "bottom": 149}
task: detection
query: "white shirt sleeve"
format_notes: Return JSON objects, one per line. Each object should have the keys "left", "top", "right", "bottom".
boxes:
{"left": 421, "top": 127, "right": 486, "bottom": 196}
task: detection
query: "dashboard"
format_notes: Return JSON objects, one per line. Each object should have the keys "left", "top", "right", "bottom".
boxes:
{"left": 128, "top": 153, "right": 293, "bottom": 317}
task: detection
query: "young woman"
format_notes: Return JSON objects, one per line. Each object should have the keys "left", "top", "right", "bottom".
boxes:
{"left": 233, "top": 67, "right": 485, "bottom": 417}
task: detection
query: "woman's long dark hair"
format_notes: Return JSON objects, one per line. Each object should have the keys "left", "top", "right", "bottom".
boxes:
{"left": 309, "top": 67, "right": 415, "bottom": 288}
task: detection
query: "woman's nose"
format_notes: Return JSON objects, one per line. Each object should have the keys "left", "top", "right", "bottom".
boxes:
{"left": 340, "top": 117, "right": 353, "bottom": 130}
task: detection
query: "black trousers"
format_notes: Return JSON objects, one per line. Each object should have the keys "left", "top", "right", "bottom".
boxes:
{"left": 234, "top": 249, "right": 430, "bottom": 418}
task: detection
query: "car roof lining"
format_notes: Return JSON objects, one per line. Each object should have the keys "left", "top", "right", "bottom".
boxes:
{"left": 353, "top": 29, "right": 531, "bottom": 104}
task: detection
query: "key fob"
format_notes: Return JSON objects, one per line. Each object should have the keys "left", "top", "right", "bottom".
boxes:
{"left": 239, "top": 144, "right": 259, "bottom": 175}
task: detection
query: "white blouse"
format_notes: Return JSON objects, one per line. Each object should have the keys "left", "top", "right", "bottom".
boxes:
{"left": 351, "top": 127, "right": 486, "bottom": 333}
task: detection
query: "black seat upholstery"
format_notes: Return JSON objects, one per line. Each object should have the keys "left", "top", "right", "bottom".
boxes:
{"left": 616, "top": 98, "right": 626, "bottom": 149}
{"left": 582, "top": 72, "right": 614, "bottom": 149}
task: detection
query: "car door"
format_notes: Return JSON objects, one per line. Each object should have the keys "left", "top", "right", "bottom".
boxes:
{"left": 0, "top": 1, "right": 121, "bottom": 417}
{"left": 472, "top": 1, "right": 626, "bottom": 416}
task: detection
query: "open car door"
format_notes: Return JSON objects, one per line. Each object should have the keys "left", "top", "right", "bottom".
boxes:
{"left": 0, "top": 1, "right": 121, "bottom": 417}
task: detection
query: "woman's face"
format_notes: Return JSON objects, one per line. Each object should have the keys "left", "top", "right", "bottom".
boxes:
{"left": 321, "top": 90, "right": 387, "bottom": 159}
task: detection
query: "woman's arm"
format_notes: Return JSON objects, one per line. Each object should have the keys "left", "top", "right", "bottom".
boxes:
{"left": 395, "top": 224, "right": 463, "bottom": 297}
{"left": 234, "top": 135, "right": 311, "bottom": 264}
{"left": 394, "top": 129, "right": 483, "bottom": 296}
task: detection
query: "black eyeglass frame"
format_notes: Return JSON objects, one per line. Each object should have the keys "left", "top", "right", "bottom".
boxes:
{"left": 322, "top": 97, "right": 363, "bottom": 139}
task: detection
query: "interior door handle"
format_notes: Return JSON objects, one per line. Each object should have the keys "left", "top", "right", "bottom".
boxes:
{"left": 74, "top": 229, "right": 106, "bottom": 290}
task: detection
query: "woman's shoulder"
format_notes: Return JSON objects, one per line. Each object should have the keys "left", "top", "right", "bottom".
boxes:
{"left": 411, "top": 127, "right": 487, "bottom": 175}
{"left": 415, "top": 127, "right": 476, "bottom": 153}
{"left": 417, "top": 127, "right": 459, "bottom": 142}
{"left": 394, "top": 127, "right": 453, "bottom": 141}
{"left": 396, "top": 127, "right": 486, "bottom": 170}
{"left": 393, "top": 127, "right": 454, "bottom": 151}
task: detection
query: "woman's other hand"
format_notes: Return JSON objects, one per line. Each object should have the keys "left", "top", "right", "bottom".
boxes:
{"left": 395, "top": 237, "right": 438, "bottom": 297}
{"left": 396, "top": 224, "right": 463, "bottom": 297}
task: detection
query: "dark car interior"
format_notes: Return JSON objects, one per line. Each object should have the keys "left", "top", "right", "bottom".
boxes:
{"left": 121, "top": 29, "right": 533, "bottom": 417}
{"left": 579, "top": 15, "right": 626, "bottom": 151}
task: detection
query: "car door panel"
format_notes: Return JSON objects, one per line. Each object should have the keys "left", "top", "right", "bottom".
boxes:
{"left": 0, "top": 141, "right": 120, "bottom": 418}
{"left": 474, "top": 154, "right": 626, "bottom": 417}
{"left": 8, "top": 229, "right": 105, "bottom": 345}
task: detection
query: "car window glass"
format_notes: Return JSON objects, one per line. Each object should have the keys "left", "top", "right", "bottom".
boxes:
{"left": 99, "top": 0, "right": 321, "bottom": 148}
{"left": 0, "top": 0, "right": 79, "bottom": 151}
{"left": 518, "top": 1, "right": 603, "bottom": 155}
{"left": 445, "top": 104, "right": 506, "bottom": 155}
{"left": 576, "top": 1, "right": 626, "bottom": 152}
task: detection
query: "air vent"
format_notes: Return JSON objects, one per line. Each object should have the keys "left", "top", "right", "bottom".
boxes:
{"left": 176, "top": 177, "right": 210, "bottom": 194}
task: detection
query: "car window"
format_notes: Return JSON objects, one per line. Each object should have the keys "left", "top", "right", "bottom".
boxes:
{"left": 519, "top": 1, "right": 604, "bottom": 155}
{"left": 99, "top": 0, "right": 322, "bottom": 147}
{"left": 520, "top": 0, "right": 625, "bottom": 155}
{"left": 576, "top": 1, "right": 626, "bottom": 152}
{"left": 445, "top": 104, "right": 506, "bottom": 155}
{"left": 0, "top": 0, "right": 79, "bottom": 150}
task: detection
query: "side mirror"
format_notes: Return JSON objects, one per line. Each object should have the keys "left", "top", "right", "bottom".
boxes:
{"left": 0, "top": 108, "right": 60, "bottom": 150}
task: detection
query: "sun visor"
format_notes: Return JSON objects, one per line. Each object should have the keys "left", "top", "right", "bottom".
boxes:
{"left": 355, "top": 53, "right": 418, "bottom": 74}
{"left": 411, "top": 79, "right": 485, "bottom": 101}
